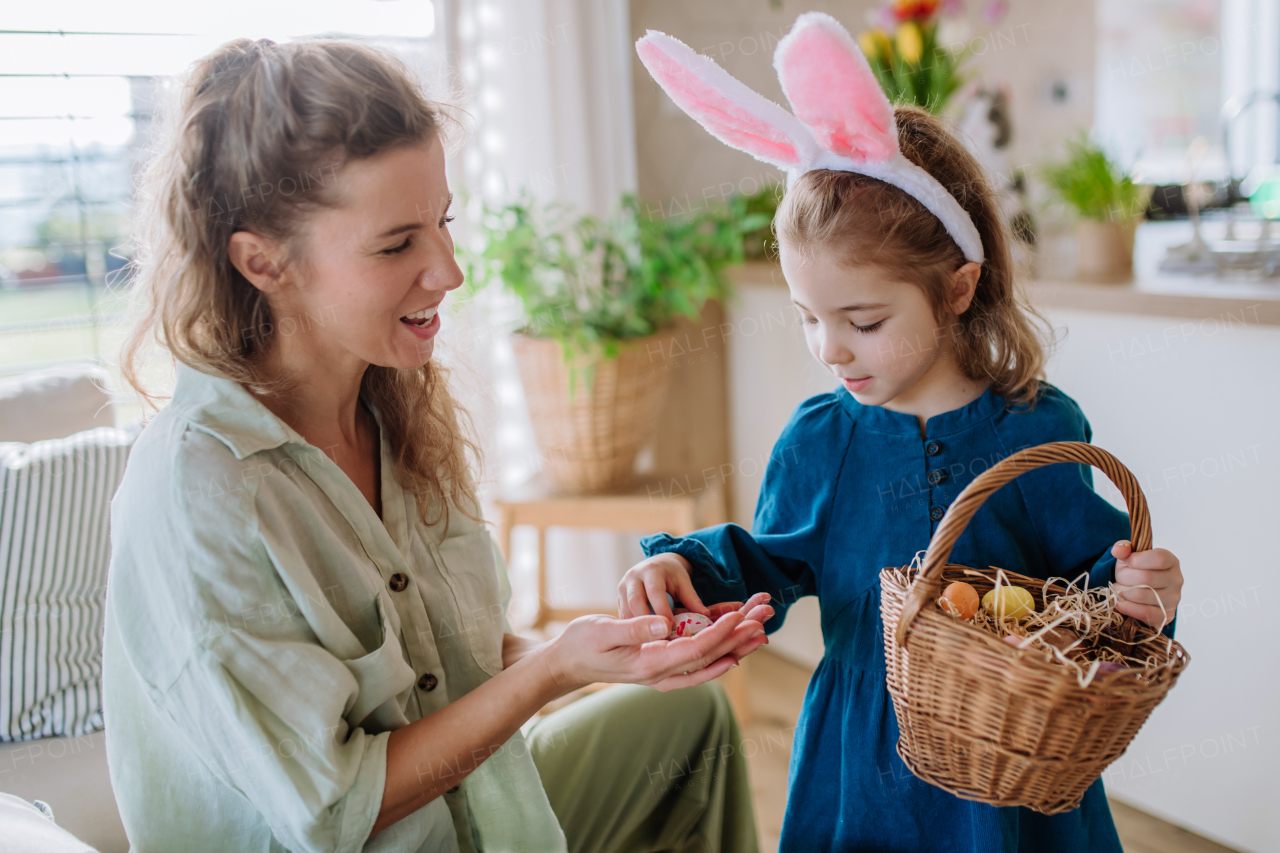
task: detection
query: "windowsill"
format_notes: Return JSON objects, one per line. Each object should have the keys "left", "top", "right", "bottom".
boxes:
{"left": 1031, "top": 218, "right": 1280, "bottom": 325}
{"left": 1025, "top": 277, "right": 1280, "bottom": 326}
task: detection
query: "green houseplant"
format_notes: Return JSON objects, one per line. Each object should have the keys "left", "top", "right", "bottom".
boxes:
{"left": 1042, "top": 136, "right": 1151, "bottom": 281}
{"left": 738, "top": 184, "right": 783, "bottom": 261}
{"left": 462, "top": 192, "right": 768, "bottom": 493}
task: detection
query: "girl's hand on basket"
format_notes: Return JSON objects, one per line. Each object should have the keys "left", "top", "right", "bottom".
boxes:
{"left": 539, "top": 609, "right": 766, "bottom": 693}
{"left": 1111, "top": 540, "right": 1182, "bottom": 629}
{"left": 618, "top": 553, "right": 710, "bottom": 620}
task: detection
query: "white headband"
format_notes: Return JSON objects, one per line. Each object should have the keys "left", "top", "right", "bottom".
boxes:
{"left": 636, "top": 11, "right": 985, "bottom": 264}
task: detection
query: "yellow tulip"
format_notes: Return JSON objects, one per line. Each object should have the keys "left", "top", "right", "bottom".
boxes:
{"left": 875, "top": 30, "right": 895, "bottom": 61}
{"left": 857, "top": 30, "right": 879, "bottom": 60}
{"left": 896, "top": 21, "right": 924, "bottom": 65}
{"left": 858, "top": 28, "right": 893, "bottom": 63}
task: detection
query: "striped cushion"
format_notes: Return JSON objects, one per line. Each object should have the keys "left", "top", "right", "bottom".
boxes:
{"left": 1, "top": 427, "right": 135, "bottom": 741}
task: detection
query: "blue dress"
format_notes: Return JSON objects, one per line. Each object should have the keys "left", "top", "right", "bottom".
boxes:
{"left": 641, "top": 384, "right": 1169, "bottom": 853}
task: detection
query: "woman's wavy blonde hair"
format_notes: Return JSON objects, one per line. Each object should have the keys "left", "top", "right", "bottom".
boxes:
{"left": 122, "top": 38, "right": 482, "bottom": 529}
{"left": 775, "top": 105, "right": 1051, "bottom": 405}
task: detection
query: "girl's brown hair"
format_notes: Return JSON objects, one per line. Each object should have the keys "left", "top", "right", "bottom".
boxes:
{"left": 122, "top": 38, "right": 482, "bottom": 529}
{"left": 775, "top": 105, "right": 1050, "bottom": 405}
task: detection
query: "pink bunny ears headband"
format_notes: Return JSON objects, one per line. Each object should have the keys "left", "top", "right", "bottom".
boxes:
{"left": 635, "top": 11, "right": 985, "bottom": 264}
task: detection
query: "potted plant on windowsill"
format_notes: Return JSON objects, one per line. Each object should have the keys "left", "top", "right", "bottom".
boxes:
{"left": 462, "top": 193, "right": 768, "bottom": 494}
{"left": 1042, "top": 136, "right": 1152, "bottom": 282}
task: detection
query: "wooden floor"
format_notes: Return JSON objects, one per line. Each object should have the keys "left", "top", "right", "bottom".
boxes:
{"left": 737, "top": 649, "right": 1241, "bottom": 853}
{"left": 1107, "top": 801, "right": 1243, "bottom": 853}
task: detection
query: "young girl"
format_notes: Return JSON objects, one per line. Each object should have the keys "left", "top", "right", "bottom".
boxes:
{"left": 624, "top": 15, "right": 1184, "bottom": 853}
{"left": 103, "top": 38, "right": 772, "bottom": 853}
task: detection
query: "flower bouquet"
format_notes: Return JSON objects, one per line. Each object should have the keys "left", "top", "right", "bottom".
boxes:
{"left": 856, "top": 0, "right": 1008, "bottom": 114}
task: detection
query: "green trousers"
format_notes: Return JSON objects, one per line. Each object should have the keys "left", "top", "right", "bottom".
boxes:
{"left": 527, "top": 682, "right": 760, "bottom": 853}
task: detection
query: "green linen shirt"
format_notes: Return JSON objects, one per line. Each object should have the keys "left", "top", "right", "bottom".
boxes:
{"left": 102, "top": 364, "right": 567, "bottom": 853}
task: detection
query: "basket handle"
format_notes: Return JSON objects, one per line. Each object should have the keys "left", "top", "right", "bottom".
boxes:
{"left": 895, "top": 441, "right": 1152, "bottom": 646}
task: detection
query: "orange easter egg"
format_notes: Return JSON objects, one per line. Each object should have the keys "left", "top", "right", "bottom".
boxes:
{"left": 939, "top": 581, "right": 980, "bottom": 620}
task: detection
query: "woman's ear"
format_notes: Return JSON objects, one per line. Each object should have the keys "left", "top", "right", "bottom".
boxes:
{"left": 227, "top": 231, "right": 288, "bottom": 293}
{"left": 948, "top": 262, "right": 982, "bottom": 315}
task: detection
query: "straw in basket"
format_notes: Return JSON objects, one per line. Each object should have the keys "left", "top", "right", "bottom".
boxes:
{"left": 879, "top": 441, "right": 1190, "bottom": 815}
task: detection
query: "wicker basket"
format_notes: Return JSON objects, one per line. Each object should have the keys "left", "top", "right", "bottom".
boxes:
{"left": 513, "top": 332, "right": 673, "bottom": 494}
{"left": 879, "top": 441, "right": 1190, "bottom": 815}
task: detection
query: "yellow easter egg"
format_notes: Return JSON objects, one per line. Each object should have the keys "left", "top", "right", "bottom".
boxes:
{"left": 981, "top": 586, "right": 1035, "bottom": 619}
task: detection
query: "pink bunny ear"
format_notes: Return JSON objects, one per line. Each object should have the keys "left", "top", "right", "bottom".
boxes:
{"left": 637, "top": 30, "right": 813, "bottom": 171}
{"left": 774, "top": 12, "right": 898, "bottom": 163}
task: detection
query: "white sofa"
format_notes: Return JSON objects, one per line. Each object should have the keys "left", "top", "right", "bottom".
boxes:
{"left": 0, "top": 364, "right": 134, "bottom": 853}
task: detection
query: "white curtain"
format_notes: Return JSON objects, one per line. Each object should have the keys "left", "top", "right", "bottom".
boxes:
{"left": 431, "top": 0, "right": 646, "bottom": 626}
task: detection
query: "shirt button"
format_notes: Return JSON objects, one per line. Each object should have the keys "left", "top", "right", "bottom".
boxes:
{"left": 927, "top": 468, "right": 948, "bottom": 485}
{"left": 388, "top": 573, "right": 409, "bottom": 592}
{"left": 930, "top": 505, "right": 945, "bottom": 521}
{"left": 925, "top": 440, "right": 942, "bottom": 455}
{"left": 418, "top": 673, "right": 438, "bottom": 692}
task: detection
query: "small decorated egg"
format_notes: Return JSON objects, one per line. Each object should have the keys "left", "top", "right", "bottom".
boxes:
{"left": 1041, "top": 626, "right": 1080, "bottom": 652}
{"left": 981, "top": 586, "right": 1035, "bottom": 619}
{"left": 669, "top": 613, "right": 713, "bottom": 639}
{"left": 939, "top": 582, "right": 980, "bottom": 620}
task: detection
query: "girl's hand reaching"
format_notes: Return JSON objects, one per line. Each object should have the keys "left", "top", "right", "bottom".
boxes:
{"left": 1111, "top": 540, "right": 1182, "bottom": 629}
{"left": 618, "top": 552, "right": 774, "bottom": 663}
{"left": 618, "top": 552, "right": 708, "bottom": 620}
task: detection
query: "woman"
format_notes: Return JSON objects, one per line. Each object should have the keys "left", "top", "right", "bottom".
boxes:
{"left": 103, "top": 38, "right": 771, "bottom": 853}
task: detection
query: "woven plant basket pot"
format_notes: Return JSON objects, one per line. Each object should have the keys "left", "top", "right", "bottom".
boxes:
{"left": 512, "top": 332, "right": 674, "bottom": 494}
{"left": 879, "top": 441, "right": 1190, "bottom": 815}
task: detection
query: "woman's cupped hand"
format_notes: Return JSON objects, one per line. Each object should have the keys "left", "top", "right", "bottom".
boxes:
{"left": 540, "top": 592, "right": 774, "bottom": 694}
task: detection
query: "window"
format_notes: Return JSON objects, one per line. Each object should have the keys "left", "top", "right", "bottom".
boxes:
{"left": 0, "top": 1, "right": 437, "bottom": 415}
{"left": 1095, "top": 0, "right": 1279, "bottom": 184}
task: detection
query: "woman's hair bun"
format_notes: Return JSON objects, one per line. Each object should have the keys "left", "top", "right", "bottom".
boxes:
{"left": 194, "top": 38, "right": 277, "bottom": 96}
